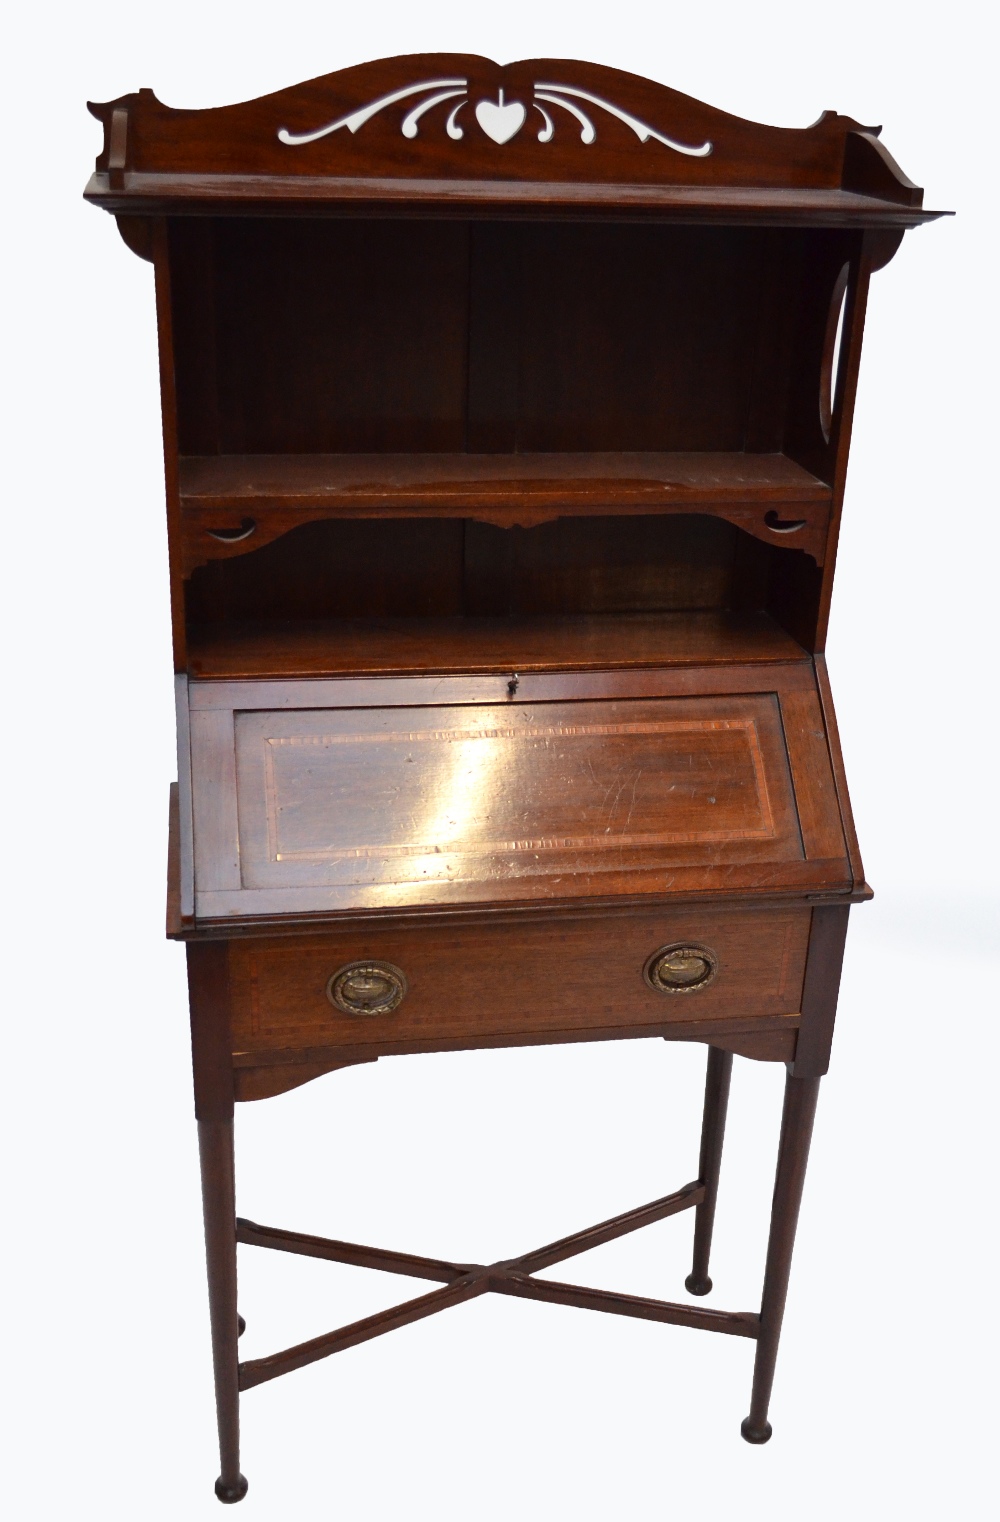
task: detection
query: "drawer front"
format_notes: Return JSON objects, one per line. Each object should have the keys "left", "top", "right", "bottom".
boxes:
{"left": 228, "top": 906, "right": 810, "bottom": 1058}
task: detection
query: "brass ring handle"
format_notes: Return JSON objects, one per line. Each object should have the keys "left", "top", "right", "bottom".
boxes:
{"left": 643, "top": 943, "right": 718, "bottom": 994}
{"left": 327, "top": 960, "right": 407, "bottom": 1016}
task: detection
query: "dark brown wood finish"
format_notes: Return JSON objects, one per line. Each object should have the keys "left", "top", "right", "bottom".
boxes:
{"left": 742, "top": 1072, "right": 821, "bottom": 1443}
{"left": 186, "top": 942, "right": 234, "bottom": 1122}
{"left": 233, "top": 690, "right": 801, "bottom": 893}
{"left": 151, "top": 219, "right": 187, "bottom": 671}
{"left": 235, "top": 1181, "right": 757, "bottom": 1394}
{"left": 686, "top": 1047, "right": 734, "bottom": 1296}
{"left": 86, "top": 57, "right": 945, "bottom": 225}
{"left": 814, "top": 653, "right": 865, "bottom": 891}
{"left": 187, "top": 944, "right": 245, "bottom": 1499}
{"left": 198, "top": 1121, "right": 247, "bottom": 1502}
{"left": 89, "top": 55, "right": 940, "bottom": 1493}
{"left": 177, "top": 451, "right": 831, "bottom": 571}
{"left": 187, "top": 611, "right": 808, "bottom": 682}
{"left": 181, "top": 664, "right": 846, "bottom": 921}
{"left": 791, "top": 905, "right": 851, "bottom": 1078}
{"left": 224, "top": 904, "right": 809, "bottom": 1062}
{"left": 228, "top": 1019, "right": 797, "bottom": 1103}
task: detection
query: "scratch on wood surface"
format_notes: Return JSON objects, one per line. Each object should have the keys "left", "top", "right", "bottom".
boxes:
{"left": 623, "top": 769, "right": 643, "bottom": 833}
{"left": 603, "top": 773, "right": 629, "bottom": 831}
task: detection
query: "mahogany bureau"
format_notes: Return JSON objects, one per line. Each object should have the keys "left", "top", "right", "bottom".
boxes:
{"left": 84, "top": 57, "right": 945, "bottom": 1501}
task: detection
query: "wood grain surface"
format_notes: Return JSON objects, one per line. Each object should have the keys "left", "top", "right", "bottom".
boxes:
{"left": 230, "top": 1020, "right": 798, "bottom": 1103}
{"left": 226, "top": 903, "right": 809, "bottom": 1059}
{"left": 179, "top": 449, "right": 830, "bottom": 504}
{"left": 85, "top": 56, "right": 944, "bottom": 227}
{"left": 234, "top": 693, "right": 796, "bottom": 881}
{"left": 178, "top": 450, "right": 831, "bottom": 570}
{"left": 182, "top": 664, "right": 850, "bottom": 920}
{"left": 187, "top": 611, "right": 808, "bottom": 680}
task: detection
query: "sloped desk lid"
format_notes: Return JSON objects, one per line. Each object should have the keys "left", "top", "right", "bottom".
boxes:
{"left": 178, "top": 664, "right": 860, "bottom": 927}
{"left": 86, "top": 55, "right": 946, "bottom": 228}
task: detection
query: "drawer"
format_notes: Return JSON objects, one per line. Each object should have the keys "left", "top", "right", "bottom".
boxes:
{"left": 228, "top": 904, "right": 809, "bottom": 1061}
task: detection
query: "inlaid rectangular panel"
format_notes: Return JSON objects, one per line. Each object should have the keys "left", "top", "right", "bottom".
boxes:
{"left": 187, "top": 666, "right": 851, "bottom": 918}
{"left": 233, "top": 693, "right": 799, "bottom": 890}
{"left": 227, "top": 905, "right": 810, "bottom": 1059}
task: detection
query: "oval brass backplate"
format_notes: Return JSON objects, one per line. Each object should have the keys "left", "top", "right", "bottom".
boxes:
{"left": 643, "top": 943, "right": 719, "bottom": 994}
{"left": 327, "top": 960, "right": 408, "bottom": 1016}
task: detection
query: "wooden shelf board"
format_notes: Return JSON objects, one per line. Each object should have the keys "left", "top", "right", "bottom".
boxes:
{"left": 187, "top": 610, "right": 809, "bottom": 681}
{"left": 179, "top": 450, "right": 831, "bottom": 512}
{"left": 86, "top": 173, "right": 946, "bottom": 228}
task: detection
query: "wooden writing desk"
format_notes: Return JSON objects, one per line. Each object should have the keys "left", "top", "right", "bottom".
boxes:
{"left": 85, "top": 57, "right": 945, "bottom": 1501}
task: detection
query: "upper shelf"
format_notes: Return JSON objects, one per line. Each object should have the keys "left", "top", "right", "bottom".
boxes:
{"left": 178, "top": 451, "right": 833, "bottom": 565}
{"left": 85, "top": 56, "right": 947, "bottom": 229}
{"left": 180, "top": 450, "right": 830, "bottom": 509}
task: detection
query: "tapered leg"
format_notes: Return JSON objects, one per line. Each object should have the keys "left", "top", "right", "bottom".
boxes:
{"left": 198, "top": 1118, "right": 248, "bottom": 1503}
{"left": 741, "top": 1072, "right": 821, "bottom": 1444}
{"left": 686, "top": 1047, "right": 733, "bottom": 1296}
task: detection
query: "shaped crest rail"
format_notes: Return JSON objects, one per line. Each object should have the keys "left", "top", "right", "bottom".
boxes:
{"left": 85, "top": 54, "right": 941, "bottom": 225}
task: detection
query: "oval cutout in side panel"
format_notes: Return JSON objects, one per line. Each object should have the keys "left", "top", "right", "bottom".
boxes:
{"left": 819, "top": 262, "right": 850, "bottom": 443}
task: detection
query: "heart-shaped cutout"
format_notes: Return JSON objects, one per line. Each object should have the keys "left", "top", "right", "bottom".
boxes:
{"left": 475, "top": 95, "right": 526, "bottom": 145}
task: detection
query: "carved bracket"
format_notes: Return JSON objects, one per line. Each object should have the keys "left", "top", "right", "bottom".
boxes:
{"left": 180, "top": 500, "right": 829, "bottom": 579}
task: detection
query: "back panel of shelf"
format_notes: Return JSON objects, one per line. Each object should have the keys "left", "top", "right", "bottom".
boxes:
{"left": 168, "top": 217, "right": 858, "bottom": 463}
{"left": 183, "top": 512, "right": 820, "bottom": 678}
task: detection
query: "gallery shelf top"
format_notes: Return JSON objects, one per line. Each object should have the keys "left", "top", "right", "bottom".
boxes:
{"left": 85, "top": 54, "right": 947, "bottom": 228}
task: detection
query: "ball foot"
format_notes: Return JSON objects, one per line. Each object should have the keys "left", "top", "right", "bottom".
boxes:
{"left": 215, "top": 1474, "right": 249, "bottom": 1504}
{"left": 237, "top": 1314, "right": 246, "bottom": 1337}
{"left": 684, "top": 1273, "right": 713, "bottom": 1296}
{"left": 741, "top": 1417, "right": 773, "bottom": 1445}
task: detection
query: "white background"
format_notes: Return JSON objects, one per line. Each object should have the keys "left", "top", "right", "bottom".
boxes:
{"left": 4, "top": 2, "right": 997, "bottom": 1518}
